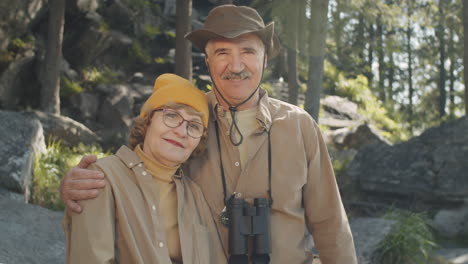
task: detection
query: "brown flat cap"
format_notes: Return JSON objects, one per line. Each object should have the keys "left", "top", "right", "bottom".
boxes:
{"left": 185, "top": 5, "right": 281, "bottom": 59}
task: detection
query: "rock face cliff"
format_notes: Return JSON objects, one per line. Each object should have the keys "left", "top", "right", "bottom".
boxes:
{"left": 347, "top": 116, "right": 468, "bottom": 208}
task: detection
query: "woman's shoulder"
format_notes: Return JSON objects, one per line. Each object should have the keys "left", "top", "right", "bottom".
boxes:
{"left": 90, "top": 146, "right": 139, "bottom": 184}
{"left": 94, "top": 154, "right": 122, "bottom": 168}
{"left": 93, "top": 146, "right": 138, "bottom": 169}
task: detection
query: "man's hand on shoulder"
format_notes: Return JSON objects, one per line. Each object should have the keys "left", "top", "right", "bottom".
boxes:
{"left": 60, "top": 155, "right": 105, "bottom": 213}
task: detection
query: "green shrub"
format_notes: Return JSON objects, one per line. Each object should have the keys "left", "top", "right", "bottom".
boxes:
{"left": 372, "top": 210, "right": 437, "bottom": 264}
{"left": 9, "top": 35, "right": 34, "bottom": 54}
{"left": 1, "top": 35, "right": 35, "bottom": 68}
{"left": 82, "top": 66, "right": 119, "bottom": 86}
{"left": 334, "top": 72, "right": 410, "bottom": 142}
{"left": 61, "top": 77, "right": 84, "bottom": 98}
{"left": 331, "top": 152, "right": 355, "bottom": 178}
{"left": 31, "top": 139, "right": 109, "bottom": 211}
{"left": 261, "top": 82, "right": 277, "bottom": 99}
{"left": 99, "top": 21, "right": 110, "bottom": 33}
{"left": 129, "top": 41, "right": 153, "bottom": 65}
{"left": 143, "top": 24, "right": 161, "bottom": 39}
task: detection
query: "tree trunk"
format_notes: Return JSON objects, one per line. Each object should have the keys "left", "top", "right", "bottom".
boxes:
{"left": 406, "top": 3, "right": 414, "bottom": 127}
{"left": 332, "top": 0, "right": 344, "bottom": 69}
{"left": 175, "top": 0, "right": 192, "bottom": 80}
{"left": 448, "top": 27, "right": 456, "bottom": 117}
{"left": 367, "top": 23, "right": 375, "bottom": 89}
{"left": 287, "top": 47, "right": 299, "bottom": 105}
{"left": 271, "top": 48, "right": 286, "bottom": 80}
{"left": 437, "top": 0, "right": 447, "bottom": 118}
{"left": 286, "top": 1, "right": 300, "bottom": 105}
{"left": 40, "top": 0, "right": 65, "bottom": 114}
{"left": 377, "top": 15, "right": 386, "bottom": 102}
{"left": 304, "top": 0, "right": 329, "bottom": 121}
{"left": 387, "top": 53, "right": 394, "bottom": 102}
{"left": 386, "top": 29, "right": 396, "bottom": 103}
{"left": 463, "top": 0, "right": 468, "bottom": 115}
{"left": 356, "top": 14, "right": 365, "bottom": 67}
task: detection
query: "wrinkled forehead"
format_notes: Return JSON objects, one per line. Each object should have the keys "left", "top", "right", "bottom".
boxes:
{"left": 205, "top": 33, "right": 265, "bottom": 53}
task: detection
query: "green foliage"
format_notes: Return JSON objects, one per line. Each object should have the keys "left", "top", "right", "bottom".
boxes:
{"left": 61, "top": 77, "right": 84, "bottom": 98}
{"left": 331, "top": 66, "right": 410, "bottom": 142}
{"left": 331, "top": 152, "right": 355, "bottom": 178}
{"left": 154, "top": 57, "right": 167, "bottom": 64}
{"left": 372, "top": 210, "right": 437, "bottom": 264}
{"left": 0, "top": 35, "right": 35, "bottom": 66}
{"left": 9, "top": 35, "right": 34, "bottom": 53}
{"left": 130, "top": 41, "right": 153, "bottom": 64}
{"left": 31, "top": 139, "right": 109, "bottom": 211}
{"left": 82, "top": 67, "right": 119, "bottom": 86}
{"left": 260, "top": 82, "right": 277, "bottom": 99}
{"left": 205, "top": 83, "right": 213, "bottom": 92}
{"left": 143, "top": 24, "right": 161, "bottom": 39}
{"left": 164, "top": 31, "right": 176, "bottom": 39}
{"left": 99, "top": 21, "right": 110, "bottom": 33}
{"left": 127, "top": 0, "right": 151, "bottom": 10}
{"left": 60, "top": 67, "right": 118, "bottom": 99}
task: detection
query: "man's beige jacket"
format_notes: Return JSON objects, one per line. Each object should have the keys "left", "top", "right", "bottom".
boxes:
{"left": 184, "top": 90, "right": 358, "bottom": 264}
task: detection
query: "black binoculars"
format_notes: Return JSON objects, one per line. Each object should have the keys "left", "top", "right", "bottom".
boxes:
{"left": 227, "top": 197, "right": 271, "bottom": 264}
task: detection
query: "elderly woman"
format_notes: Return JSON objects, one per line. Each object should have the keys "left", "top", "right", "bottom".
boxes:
{"left": 63, "top": 74, "right": 226, "bottom": 264}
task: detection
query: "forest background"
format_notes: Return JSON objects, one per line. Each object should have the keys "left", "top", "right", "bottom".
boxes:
{"left": 2, "top": 0, "right": 467, "bottom": 137}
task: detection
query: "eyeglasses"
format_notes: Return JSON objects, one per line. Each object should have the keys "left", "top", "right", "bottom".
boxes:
{"left": 153, "top": 109, "right": 205, "bottom": 139}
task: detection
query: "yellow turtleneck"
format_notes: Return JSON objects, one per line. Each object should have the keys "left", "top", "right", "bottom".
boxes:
{"left": 135, "top": 145, "right": 182, "bottom": 262}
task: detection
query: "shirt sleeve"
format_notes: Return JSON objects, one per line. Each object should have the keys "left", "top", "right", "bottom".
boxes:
{"left": 301, "top": 115, "right": 357, "bottom": 264}
{"left": 63, "top": 164, "right": 116, "bottom": 264}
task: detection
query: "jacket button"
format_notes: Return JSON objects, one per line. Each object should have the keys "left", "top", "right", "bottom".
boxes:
{"left": 142, "top": 171, "right": 147, "bottom": 176}
{"left": 159, "top": 242, "right": 164, "bottom": 248}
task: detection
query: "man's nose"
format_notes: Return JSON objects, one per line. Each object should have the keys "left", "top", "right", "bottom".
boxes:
{"left": 228, "top": 53, "right": 245, "bottom": 73}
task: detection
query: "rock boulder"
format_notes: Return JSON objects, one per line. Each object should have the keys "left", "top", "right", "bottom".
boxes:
{"left": 0, "top": 51, "right": 36, "bottom": 110}
{"left": 0, "top": 111, "right": 46, "bottom": 200}
{"left": 0, "top": 188, "right": 65, "bottom": 264}
{"left": 0, "top": 0, "right": 46, "bottom": 50}
{"left": 347, "top": 116, "right": 468, "bottom": 207}
{"left": 21, "top": 111, "right": 100, "bottom": 147}
{"left": 350, "top": 217, "right": 396, "bottom": 264}
{"left": 433, "top": 205, "right": 468, "bottom": 239}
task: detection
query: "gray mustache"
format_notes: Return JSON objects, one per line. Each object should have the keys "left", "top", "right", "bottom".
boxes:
{"left": 221, "top": 71, "right": 251, "bottom": 80}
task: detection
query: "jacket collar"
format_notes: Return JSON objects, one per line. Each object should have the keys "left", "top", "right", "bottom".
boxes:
{"left": 115, "top": 145, "right": 142, "bottom": 168}
{"left": 207, "top": 88, "right": 272, "bottom": 133}
{"left": 115, "top": 145, "right": 183, "bottom": 179}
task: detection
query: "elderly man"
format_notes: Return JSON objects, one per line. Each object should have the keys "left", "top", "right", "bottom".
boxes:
{"left": 61, "top": 5, "right": 357, "bottom": 264}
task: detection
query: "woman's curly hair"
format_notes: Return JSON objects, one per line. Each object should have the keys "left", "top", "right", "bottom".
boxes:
{"left": 128, "top": 102, "right": 208, "bottom": 158}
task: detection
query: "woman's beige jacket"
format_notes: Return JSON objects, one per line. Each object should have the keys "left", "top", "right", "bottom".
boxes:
{"left": 63, "top": 146, "right": 227, "bottom": 264}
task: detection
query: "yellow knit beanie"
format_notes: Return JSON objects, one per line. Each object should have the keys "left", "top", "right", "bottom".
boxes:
{"left": 139, "top": 74, "right": 209, "bottom": 128}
